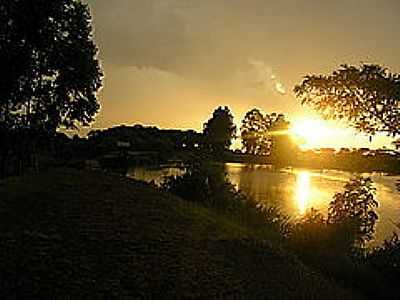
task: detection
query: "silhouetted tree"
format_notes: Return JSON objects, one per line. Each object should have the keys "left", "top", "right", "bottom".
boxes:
{"left": 241, "top": 108, "right": 270, "bottom": 155}
{"left": 203, "top": 106, "right": 236, "bottom": 158}
{"left": 269, "top": 114, "right": 298, "bottom": 164}
{"left": 241, "top": 110, "right": 297, "bottom": 163}
{"left": 328, "top": 176, "right": 378, "bottom": 249}
{"left": 294, "top": 64, "right": 400, "bottom": 136}
{"left": 0, "top": 0, "right": 102, "bottom": 176}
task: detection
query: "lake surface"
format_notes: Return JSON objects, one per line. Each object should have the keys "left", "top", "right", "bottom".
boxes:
{"left": 127, "top": 163, "right": 400, "bottom": 245}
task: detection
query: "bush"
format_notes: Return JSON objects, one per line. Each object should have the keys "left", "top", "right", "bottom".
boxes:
{"left": 328, "top": 176, "right": 378, "bottom": 249}
{"left": 164, "top": 167, "right": 396, "bottom": 297}
{"left": 162, "top": 161, "right": 290, "bottom": 238}
{"left": 289, "top": 176, "right": 378, "bottom": 257}
{"left": 286, "top": 177, "right": 388, "bottom": 298}
{"left": 368, "top": 233, "right": 400, "bottom": 282}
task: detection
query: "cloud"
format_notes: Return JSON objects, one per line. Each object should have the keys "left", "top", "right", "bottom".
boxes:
{"left": 235, "top": 59, "right": 287, "bottom": 96}
{"left": 85, "top": 0, "right": 400, "bottom": 128}
{"left": 87, "top": 0, "right": 400, "bottom": 81}
{"left": 88, "top": 0, "right": 191, "bottom": 70}
{"left": 89, "top": 1, "right": 285, "bottom": 76}
{"left": 275, "top": 82, "right": 286, "bottom": 95}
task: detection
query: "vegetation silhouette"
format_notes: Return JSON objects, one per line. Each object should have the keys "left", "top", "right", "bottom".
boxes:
{"left": 31, "top": 109, "right": 400, "bottom": 175}
{"left": 268, "top": 113, "right": 299, "bottom": 165}
{"left": 295, "top": 63, "right": 400, "bottom": 297}
{"left": 240, "top": 109, "right": 298, "bottom": 162}
{"left": 241, "top": 108, "right": 271, "bottom": 155}
{"left": 203, "top": 106, "right": 236, "bottom": 159}
{"left": 328, "top": 177, "right": 378, "bottom": 247}
{"left": 87, "top": 124, "right": 204, "bottom": 170}
{"left": 0, "top": 0, "right": 102, "bottom": 177}
{"left": 368, "top": 233, "right": 400, "bottom": 283}
{"left": 290, "top": 176, "right": 378, "bottom": 257}
{"left": 161, "top": 160, "right": 397, "bottom": 298}
{"left": 162, "top": 160, "right": 291, "bottom": 238}
{"left": 294, "top": 64, "right": 400, "bottom": 136}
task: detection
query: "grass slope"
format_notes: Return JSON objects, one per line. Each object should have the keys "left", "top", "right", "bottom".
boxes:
{"left": 0, "top": 168, "right": 360, "bottom": 299}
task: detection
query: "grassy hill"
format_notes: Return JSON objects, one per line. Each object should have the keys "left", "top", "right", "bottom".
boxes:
{"left": 0, "top": 168, "right": 361, "bottom": 299}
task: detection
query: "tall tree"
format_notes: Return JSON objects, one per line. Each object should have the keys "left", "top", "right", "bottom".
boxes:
{"left": 0, "top": 0, "right": 102, "bottom": 131}
{"left": 0, "top": 0, "right": 103, "bottom": 175}
{"left": 241, "top": 108, "right": 270, "bottom": 155}
{"left": 294, "top": 64, "right": 400, "bottom": 136}
{"left": 203, "top": 106, "right": 236, "bottom": 157}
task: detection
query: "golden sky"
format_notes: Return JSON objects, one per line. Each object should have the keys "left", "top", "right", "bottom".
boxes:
{"left": 84, "top": 0, "right": 400, "bottom": 149}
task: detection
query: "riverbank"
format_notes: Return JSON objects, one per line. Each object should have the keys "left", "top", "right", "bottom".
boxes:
{"left": 224, "top": 151, "right": 400, "bottom": 174}
{"left": 0, "top": 168, "right": 360, "bottom": 298}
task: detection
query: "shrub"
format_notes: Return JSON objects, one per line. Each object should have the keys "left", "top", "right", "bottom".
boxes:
{"left": 368, "top": 233, "right": 400, "bottom": 282}
{"left": 287, "top": 179, "right": 385, "bottom": 298}
{"left": 290, "top": 176, "right": 378, "bottom": 257}
{"left": 289, "top": 209, "right": 329, "bottom": 253}
{"left": 328, "top": 176, "right": 378, "bottom": 249}
{"left": 162, "top": 161, "right": 290, "bottom": 238}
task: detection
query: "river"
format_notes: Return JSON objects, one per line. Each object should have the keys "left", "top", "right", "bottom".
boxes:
{"left": 127, "top": 162, "right": 400, "bottom": 245}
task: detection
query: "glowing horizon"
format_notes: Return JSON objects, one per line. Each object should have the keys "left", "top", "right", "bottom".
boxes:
{"left": 85, "top": 1, "right": 400, "bottom": 150}
{"left": 230, "top": 116, "right": 395, "bottom": 151}
{"left": 289, "top": 118, "right": 396, "bottom": 150}
{"left": 290, "top": 118, "right": 348, "bottom": 150}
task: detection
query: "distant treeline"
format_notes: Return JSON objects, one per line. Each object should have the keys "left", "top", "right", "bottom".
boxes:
{"left": 2, "top": 105, "right": 400, "bottom": 178}
{"left": 87, "top": 125, "right": 204, "bottom": 161}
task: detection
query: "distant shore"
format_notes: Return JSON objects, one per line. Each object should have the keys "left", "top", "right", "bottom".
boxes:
{"left": 224, "top": 151, "right": 400, "bottom": 175}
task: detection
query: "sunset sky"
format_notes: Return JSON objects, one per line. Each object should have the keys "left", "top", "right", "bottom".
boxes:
{"left": 84, "top": 0, "right": 400, "bottom": 149}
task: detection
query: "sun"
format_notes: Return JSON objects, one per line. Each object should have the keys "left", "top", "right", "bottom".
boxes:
{"left": 290, "top": 119, "right": 341, "bottom": 149}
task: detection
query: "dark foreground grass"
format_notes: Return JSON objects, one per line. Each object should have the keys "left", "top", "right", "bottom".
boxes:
{"left": 0, "top": 168, "right": 360, "bottom": 299}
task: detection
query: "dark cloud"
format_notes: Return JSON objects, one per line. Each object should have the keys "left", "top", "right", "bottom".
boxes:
{"left": 87, "top": 0, "right": 400, "bottom": 84}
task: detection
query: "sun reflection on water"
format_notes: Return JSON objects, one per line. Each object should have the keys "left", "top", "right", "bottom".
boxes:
{"left": 296, "top": 171, "right": 311, "bottom": 214}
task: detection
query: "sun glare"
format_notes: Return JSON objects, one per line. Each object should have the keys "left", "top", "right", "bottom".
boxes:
{"left": 296, "top": 171, "right": 311, "bottom": 214}
{"left": 290, "top": 119, "right": 343, "bottom": 149}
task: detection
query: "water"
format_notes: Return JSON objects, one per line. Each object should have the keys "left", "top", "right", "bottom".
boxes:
{"left": 127, "top": 164, "right": 186, "bottom": 186}
{"left": 127, "top": 163, "right": 400, "bottom": 245}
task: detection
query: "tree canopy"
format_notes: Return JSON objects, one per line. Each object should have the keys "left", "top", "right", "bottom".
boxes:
{"left": 241, "top": 109, "right": 297, "bottom": 160}
{"left": 241, "top": 108, "right": 270, "bottom": 155}
{"left": 0, "top": 0, "right": 103, "bottom": 133}
{"left": 294, "top": 64, "right": 400, "bottom": 136}
{"left": 328, "top": 176, "right": 378, "bottom": 246}
{"left": 203, "top": 106, "right": 236, "bottom": 156}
